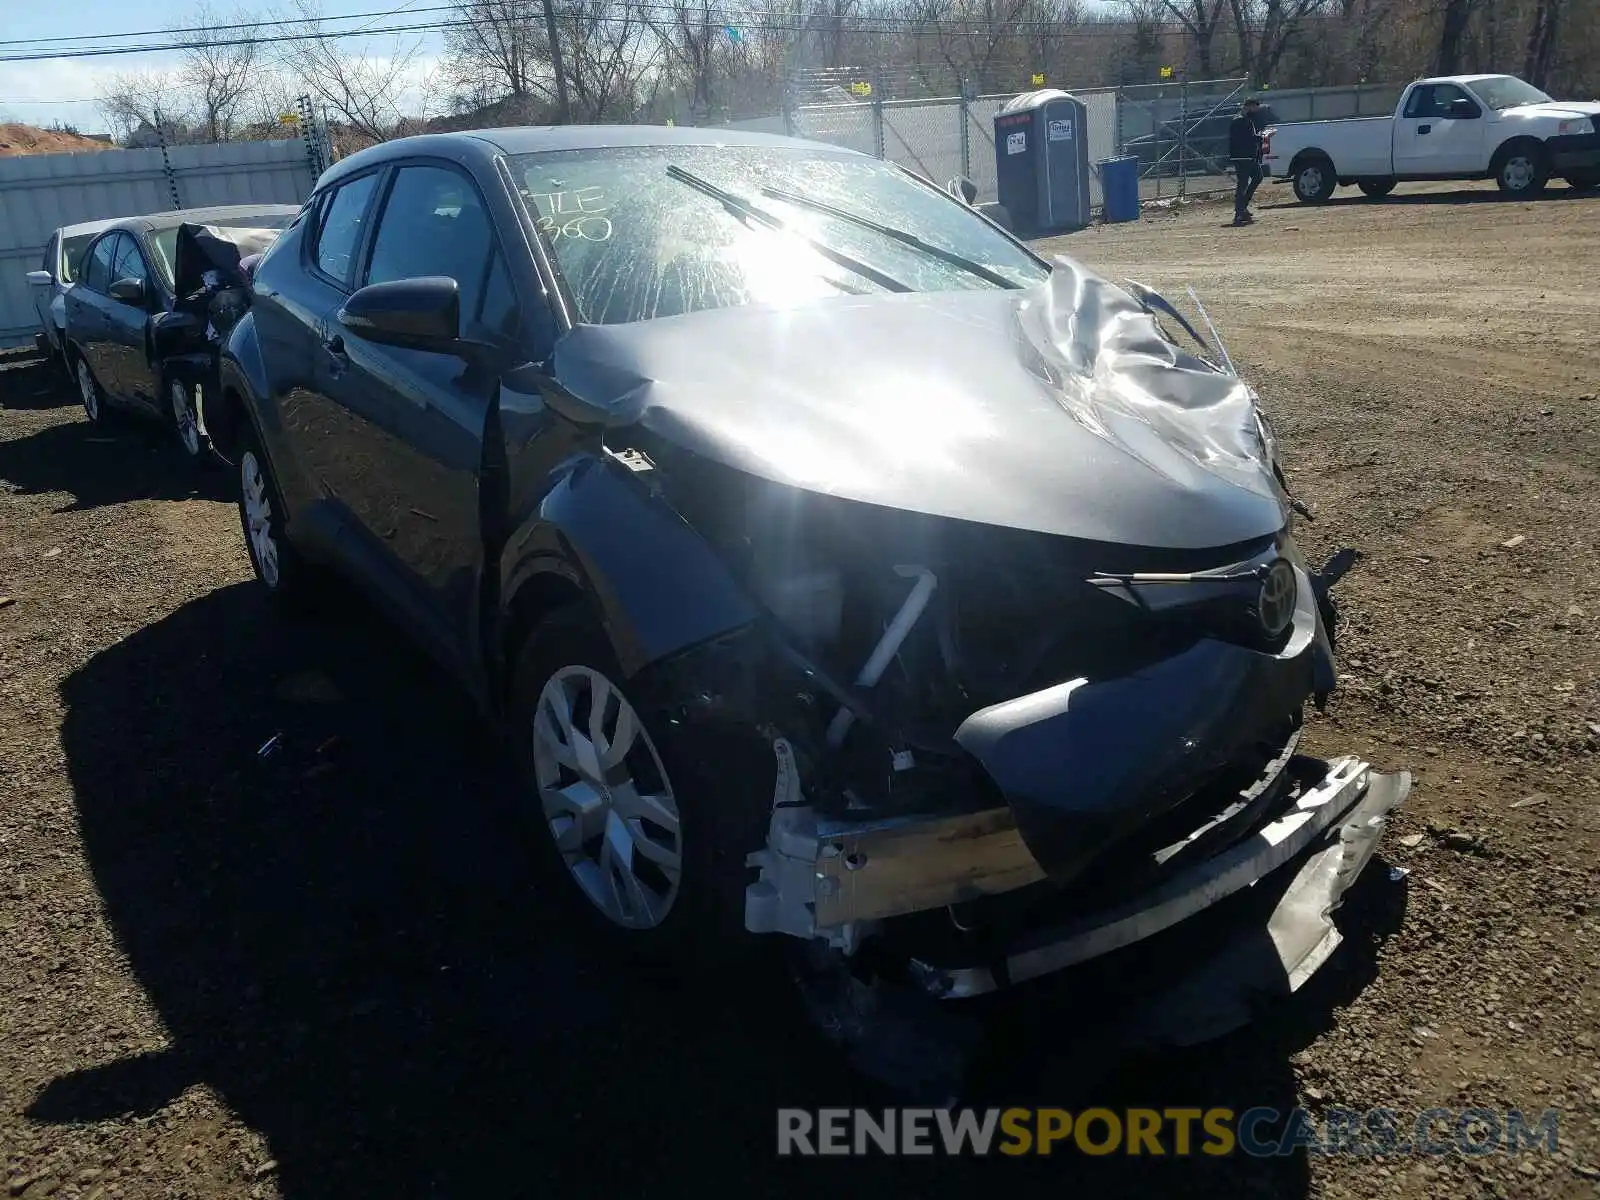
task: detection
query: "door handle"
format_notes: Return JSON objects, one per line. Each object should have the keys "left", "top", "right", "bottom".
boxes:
{"left": 1419, "top": 124, "right": 1431, "bottom": 134}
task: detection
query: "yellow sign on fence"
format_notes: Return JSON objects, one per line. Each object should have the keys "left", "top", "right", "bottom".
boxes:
{"left": 1031, "top": 72, "right": 1046, "bottom": 86}
{"left": 850, "top": 81, "right": 872, "bottom": 97}
{"left": 1159, "top": 65, "right": 1174, "bottom": 78}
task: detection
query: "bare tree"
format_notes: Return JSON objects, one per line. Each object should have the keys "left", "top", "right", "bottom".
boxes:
{"left": 558, "top": 0, "right": 661, "bottom": 121}
{"left": 443, "top": 0, "right": 555, "bottom": 110}
{"left": 97, "top": 68, "right": 197, "bottom": 142}
{"left": 281, "top": 0, "right": 430, "bottom": 143}
{"left": 1523, "top": 0, "right": 1561, "bottom": 86}
{"left": 1133, "top": 0, "right": 1227, "bottom": 76}
{"left": 177, "top": 3, "right": 261, "bottom": 141}
{"left": 1227, "top": 0, "right": 1332, "bottom": 83}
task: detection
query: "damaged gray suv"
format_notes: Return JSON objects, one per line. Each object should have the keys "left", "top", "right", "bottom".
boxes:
{"left": 211, "top": 127, "right": 1409, "bottom": 1069}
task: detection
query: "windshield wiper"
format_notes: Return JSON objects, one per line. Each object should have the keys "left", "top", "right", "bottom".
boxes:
{"left": 665, "top": 164, "right": 911, "bottom": 294}
{"left": 759, "top": 184, "right": 1022, "bottom": 290}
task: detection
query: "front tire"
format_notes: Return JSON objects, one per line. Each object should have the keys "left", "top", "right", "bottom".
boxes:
{"left": 1566, "top": 169, "right": 1599, "bottom": 192}
{"left": 1358, "top": 178, "right": 1396, "bottom": 198}
{"left": 1495, "top": 141, "right": 1549, "bottom": 197}
{"left": 506, "top": 608, "right": 771, "bottom": 963}
{"left": 168, "top": 377, "right": 208, "bottom": 462}
{"left": 1292, "top": 158, "right": 1337, "bottom": 204}
{"left": 236, "top": 422, "right": 313, "bottom": 609}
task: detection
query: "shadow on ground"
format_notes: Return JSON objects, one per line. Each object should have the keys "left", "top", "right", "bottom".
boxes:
{"left": 1263, "top": 181, "right": 1597, "bottom": 209}
{"left": 0, "top": 353, "right": 79, "bottom": 411}
{"left": 0, "top": 410, "right": 228, "bottom": 511}
{"left": 36, "top": 584, "right": 1406, "bottom": 1198}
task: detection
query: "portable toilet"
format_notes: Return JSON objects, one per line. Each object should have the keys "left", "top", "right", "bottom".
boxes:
{"left": 993, "top": 89, "right": 1092, "bottom": 236}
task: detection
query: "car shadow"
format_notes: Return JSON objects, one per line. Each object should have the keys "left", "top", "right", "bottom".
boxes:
{"left": 0, "top": 351, "right": 78, "bottom": 411}
{"left": 35, "top": 584, "right": 1404, "bottom": 1197}
{"left": 0, "top": 414, "right": 228, "bottom": 511}
{"left": 1263, "top": 181, "right": 1596, "bottom": 209}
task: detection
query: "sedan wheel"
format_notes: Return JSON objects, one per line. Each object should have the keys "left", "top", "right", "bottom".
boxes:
{"left": 76, "top": 358, "right": 103, "bottom": 424}
{"left": 240, "top": 449, "right": 281, "bottom": 589}
{"left": 170, "top": 379, "right": 203, "bottom": 458}
{"left": 531, "top": 664, "right": 683, "bottom": 930}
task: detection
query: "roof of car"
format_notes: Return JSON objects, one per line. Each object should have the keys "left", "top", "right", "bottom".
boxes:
{"left": 103, "top": 203, "right": 302, "bottom": 234}
{"left": 57, "top": 217, "right": 121, "bottom": 239}
{"left": 318, "top": 124, "right": 867, "bottom": 189}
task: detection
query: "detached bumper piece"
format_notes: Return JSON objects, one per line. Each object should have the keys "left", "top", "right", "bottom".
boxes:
{"left": 907, "top": 755, "right": 1410, "bottom": 1000}
{"left": 1548, "top": 130, "right": 1600, "bottom": 172}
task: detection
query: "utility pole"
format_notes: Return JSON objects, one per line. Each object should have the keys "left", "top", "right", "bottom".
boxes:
{"left": 540, "top": 0, "right": 572, "bottom": 122}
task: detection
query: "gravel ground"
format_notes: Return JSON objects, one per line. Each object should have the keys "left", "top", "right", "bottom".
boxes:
{"left": 2, "top": 179, "right": 1597, "bottom": 1200}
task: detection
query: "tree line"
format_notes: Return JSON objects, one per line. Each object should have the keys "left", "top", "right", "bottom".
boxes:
{"left": 98, "top": 0, "right": 1599, "bottom": 147}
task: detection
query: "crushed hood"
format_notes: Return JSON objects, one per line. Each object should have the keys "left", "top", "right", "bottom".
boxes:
{"left": 173, "top": 222, "right": 283, "bottom": 299}
{"left": 552, "top": 256, "right": 1287, "bottom": 550}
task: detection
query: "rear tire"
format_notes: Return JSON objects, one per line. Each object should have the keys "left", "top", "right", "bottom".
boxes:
{"left": 1495, "top": 140, "right": 1549, "bottom": 197}
{"left": 505, "top": 606, "right": 773, "bottom": 966}
{"left": 1358, "top": 178, "right": 1396, "bottom": 199}
{"left": 1292, "top": 158, "right": 1337, "bottom": 204}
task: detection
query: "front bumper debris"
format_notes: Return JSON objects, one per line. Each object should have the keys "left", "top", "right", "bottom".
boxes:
{"left": 910, "top": 756, "right": 1409, "bottom": 999}
{"left": 748, "top": 735, "right": 1409, "bottom": 1004}
{"left": 1548, "top": 131, "right": 1600, "bottom": 172}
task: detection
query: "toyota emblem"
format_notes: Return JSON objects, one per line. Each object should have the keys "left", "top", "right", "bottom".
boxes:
{"left": 1257, "top": 559, "right": 1297, "bottom": 639}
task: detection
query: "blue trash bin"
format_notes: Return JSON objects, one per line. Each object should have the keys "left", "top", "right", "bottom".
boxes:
{"left": 1099, "top": 155, "right": 1141, "bottom": 223}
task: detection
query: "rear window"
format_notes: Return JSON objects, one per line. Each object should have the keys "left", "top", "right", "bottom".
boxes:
{"left": 59, "top": 233, "right": 96, "bottom": 284}
{"left": 506, "top": 144, "right": 1049, "bottom": 325}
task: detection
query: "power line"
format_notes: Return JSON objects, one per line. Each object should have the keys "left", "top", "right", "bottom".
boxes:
{"left": 0, "top": 9, "right": 1186, "bottom": 65}
{"left": 0, "top": 4, "right": 464, "bottom": 48}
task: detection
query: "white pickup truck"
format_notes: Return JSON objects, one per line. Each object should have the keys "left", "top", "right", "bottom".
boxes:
{"left": 1262, "top": 73, "right": 1600, "bottom": 202}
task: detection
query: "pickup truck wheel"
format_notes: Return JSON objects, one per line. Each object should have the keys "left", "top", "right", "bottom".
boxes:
{"left": 507, "top": 607, "right": 772, "bottom": 964}
{"left": 1292, "top": 159, "right": 1337, "bottom": 204}
{"left": 1358, "top": 179, "right": 1396, "bottom": 199}
{"left": 1495, "top": 142, "right": 1549, "bottom": 197}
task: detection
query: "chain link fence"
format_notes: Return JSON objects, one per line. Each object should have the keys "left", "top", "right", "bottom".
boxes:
{"left": 788, "top": 79, "right": 1405, "bottom": 213}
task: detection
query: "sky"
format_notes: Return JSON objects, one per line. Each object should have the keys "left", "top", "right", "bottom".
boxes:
{"left": 0, "top": 1, "right": 447, "bottom": 133}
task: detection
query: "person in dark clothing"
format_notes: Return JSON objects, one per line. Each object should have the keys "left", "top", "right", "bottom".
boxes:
{"left": 1229, "top": 98, "right": 1266, "bottom": 226}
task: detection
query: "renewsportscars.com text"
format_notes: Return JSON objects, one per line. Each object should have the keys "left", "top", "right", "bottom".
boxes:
{"left": 776, "top": 1107, "right": 1561, "bottom": 1157}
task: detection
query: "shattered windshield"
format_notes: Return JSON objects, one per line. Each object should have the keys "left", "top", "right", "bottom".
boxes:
{"left": 1470, "top": 76, "right": 1554, "bottom": 110}
{"left": 149, "top": 213, "right": 295, "bottom": 287}
{"left": 507, "top": 144, "right": 1050, "bottom": 325}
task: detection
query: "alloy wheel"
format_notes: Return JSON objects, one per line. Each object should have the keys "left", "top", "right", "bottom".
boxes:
{"left": 170, "top": 380, "right": 201, "bottom": 457}
{"left": 77, "top": 360, "right": 99, "bottom": 422}
{"left": 531, "top": 665, "right": 683, "bottom": 930}
{"left": 240, "top": 450, "right": 280, "bottom": 588}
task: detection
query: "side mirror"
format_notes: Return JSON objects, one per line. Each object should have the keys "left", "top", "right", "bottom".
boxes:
{"left": 26, "top": 270, "right": 53, "bottom": 287}
{"left": 108, "top": 277, "right": 147, "bottom": 305}
{"left": 947, "top": 175, "right": 979, "bottom": 205}
{"left": 1448, "top": 98, "right": 1481, "bottom": 119}
{"left": 338, "top": 276, "right": 462, "bottom": 354}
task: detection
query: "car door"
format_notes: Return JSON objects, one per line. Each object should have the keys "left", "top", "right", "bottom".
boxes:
{"left": 68, "top": 234, "right": 123, "bottom": 397}
{"left": 32, "top": 234, "right": 59, "bottom": 341}
{"left": 264, "top": 169, "right": 387, "bottom": 543}
{"left": 105, "top": 232, "right": 162, "bottom": 410}
{"left": 317, "top": 160, "right": 523, "bottom": 677}
{"left": 1395, "top": 83, "right": 1486, "bottom": 175}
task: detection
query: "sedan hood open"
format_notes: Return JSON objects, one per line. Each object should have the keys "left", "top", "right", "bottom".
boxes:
{"left": 552, "top": 256, "right": 1286, "bottom": 550}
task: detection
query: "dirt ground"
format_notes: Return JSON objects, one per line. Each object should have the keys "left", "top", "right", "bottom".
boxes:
{"left": 2, "top": 179, "right": 1597, "bottom": 1200}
